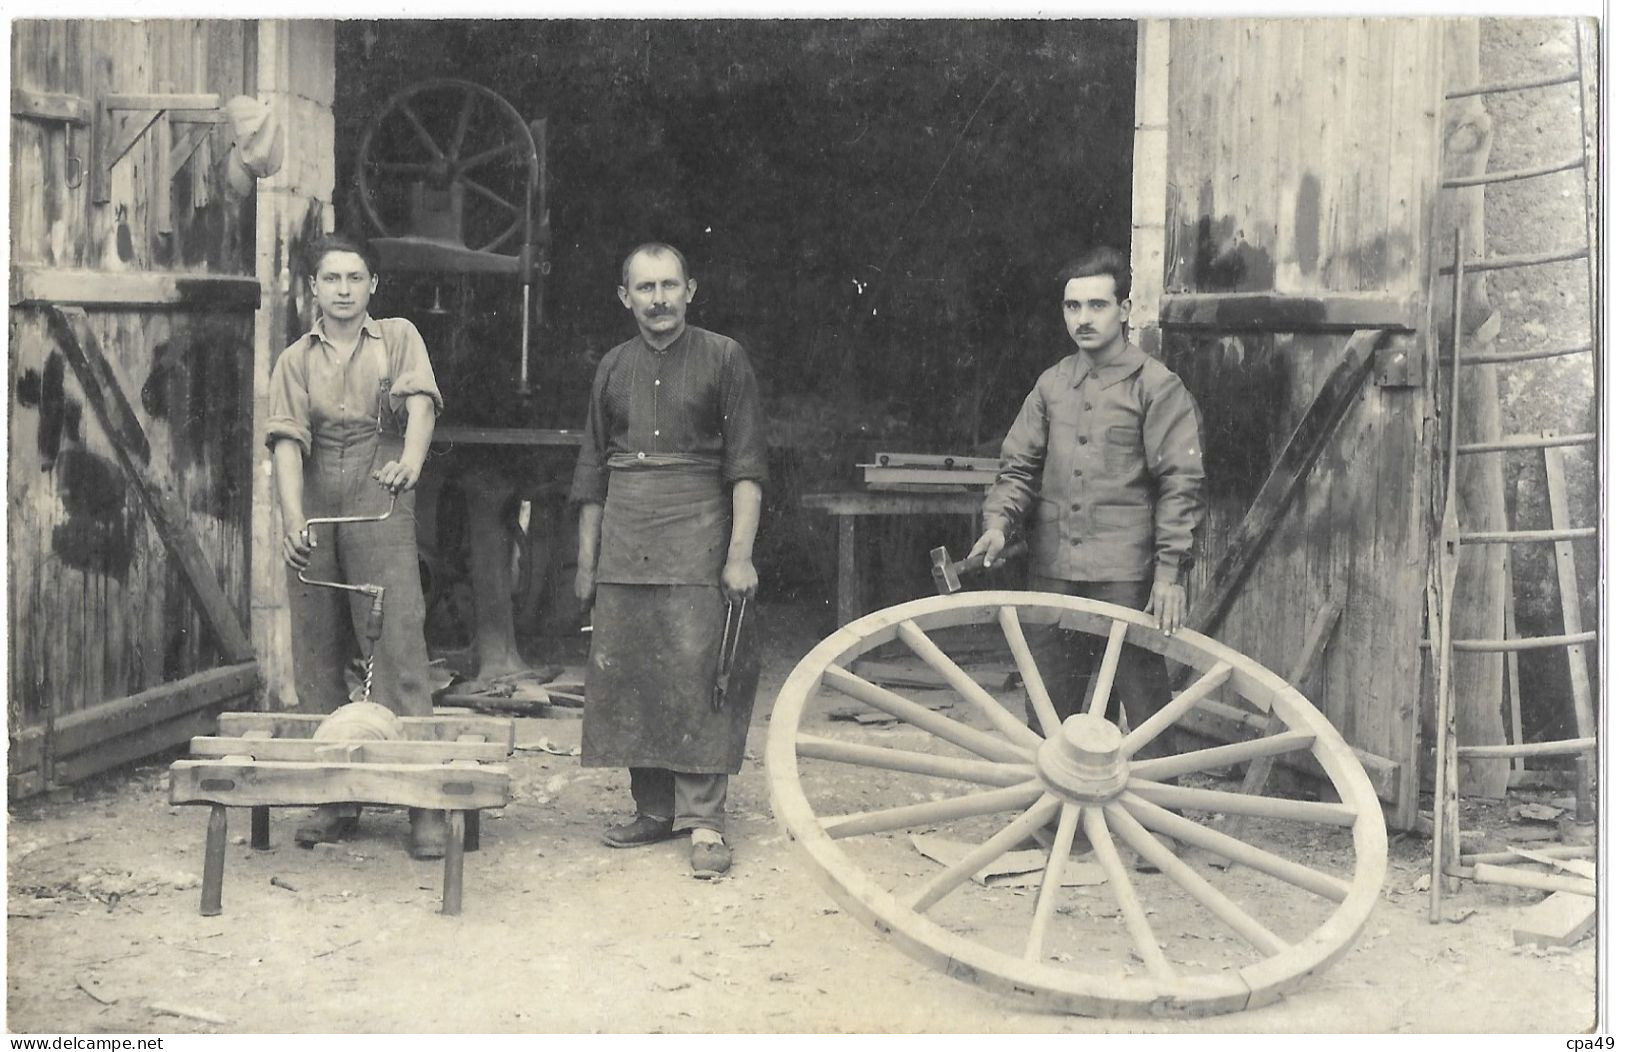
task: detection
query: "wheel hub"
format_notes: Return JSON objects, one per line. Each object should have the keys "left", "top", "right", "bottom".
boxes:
{"left": 1035, "top": 713, "right": 1130, "bottom": 804}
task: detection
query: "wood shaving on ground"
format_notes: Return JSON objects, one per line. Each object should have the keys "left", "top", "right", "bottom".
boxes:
{"left": 910, "top": 834, "right": 1107, "bottom": 887}
{"left": 149, "top": 1002, "right": 229, "bottom": 1025}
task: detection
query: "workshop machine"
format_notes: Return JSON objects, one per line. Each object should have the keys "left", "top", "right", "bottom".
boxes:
{"left": 352, "top": 78, "right": 583, "bottom": 686}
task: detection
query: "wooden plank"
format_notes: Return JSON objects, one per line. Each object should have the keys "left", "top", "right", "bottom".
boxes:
{"left": 1178, "top": 699, "right": 1400, "bottom": 804}
{"left": 1163, "top": 292, "right": 1417, "bottom": 333}
{"left": 168, "top": 759, "right": 511, "bottom": 810}
{"left": 216, "top": 712, "right": 516, "bottom": 751}
{"left": 103, "top": 92, "right": 221, "bottom": 112}
{"left": 51, "top": 662, "right": 258, "bottom": 757}
{"left": 801, "top": 490, "right": 984, "bottom": 517}
{"left": 1512, "top": 892, "right": 1596, "bottom": 948}
{"left": 1471, "top": 863, "right": 1593, "bottom": 898}
{"left": 1188, "top": 330, "right": 1383, "bottom": 635}
{"left": 11, "top": 87, "right": 90, "bottom": 123}
{"left": 1543, "top": 440, "right": 1596, "bottom": 822}
{"left": 12, "top": 266, "right": 261, "bottom": 310}
{"left": 187, "top": 736, "right": 509, "bottom": 764}
{"left": 42, "top": 306, "right": 255, "bottom": 662}
{"left": 52, "top": 705, "right": 227, "bottom": 785}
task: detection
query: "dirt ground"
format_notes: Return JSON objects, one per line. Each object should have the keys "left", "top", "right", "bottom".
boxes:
{"left": 5, "top": 602, "right": 1600, "bottom": 1035}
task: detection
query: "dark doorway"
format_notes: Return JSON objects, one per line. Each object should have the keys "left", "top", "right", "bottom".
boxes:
{"left": 335, "top": 19, "right": 1137, "bottom": 602}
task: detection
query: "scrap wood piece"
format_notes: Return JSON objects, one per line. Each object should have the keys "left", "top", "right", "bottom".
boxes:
{"left": 828, "top": 697, "right": 955, "bottom": 726}
{"left": 149, "top": 1002, "right": 229, "bottom": 1025}
{"left": 1512, "top": 891, "right": 1595, "bottom": 948}
{"left": 910, "top": 833, "right": 1106, "bottom": 888}
{"left": 1516, "top": 802, "right": 1565, "bottom": 822}
{"left": 76, "top": 973, "right": 118, "bottom": 1005}
{"left": 1509, "top": 848, "right": 1595, "bottom": 879}
{"left": 852, "top": 659, "right": 1014, "bottom": 693}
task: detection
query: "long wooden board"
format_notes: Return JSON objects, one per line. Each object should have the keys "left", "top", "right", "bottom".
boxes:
{"left": 187, "top": 736, "right": 509, "bottom": 764}
{"left": 216, "top": 712, "right": 516, "bottom": 750}
{"left": 169, "top": 759, "right": 511, "bottom": 810}
{"left": 43, "top": 305, "right": 255, "bottom": 663}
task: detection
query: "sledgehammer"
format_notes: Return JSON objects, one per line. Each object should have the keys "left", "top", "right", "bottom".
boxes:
{"left": 929, "top": 540, "right": 1027, "bottom": 595}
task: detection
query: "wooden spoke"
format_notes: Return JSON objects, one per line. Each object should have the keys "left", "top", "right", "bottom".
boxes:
{"left": 397, "top": 101, "right": 446, "bottom": 161}
{"left": 1103, "top": 803, "right": 1289, "bottom": 955}
{"left": 1081, "top": 806, "right": 1174, "bottom": 979}
{"left": 1130, "top": 731, "right": 1317, "bottom": 782}
{"left": 456, "top": 139, "right": 521, "bottom": 172}
{"left": 821, "top": 780, "right": 1046, "bottom": 840}
{"left": 477, "top": 216, "right": 525, "bottom": 254}
{"left": 447, "top": 89, "right": 478, "bottom": 161}
{"left": 910, "top": 795, "right": 1062, "bottom": 912}
{"left": 795, "top": 733, "right": 1034, "bottom": 787}
{"left": 998, "top": 606, "right": 1063, "bottom": 738}
{"left": 1086, "top": 620, "right": 1129, "bottom": 719}
{"left": 1119, "top": 793, "right": 1350, "bottom": 901}
{"left": 823, "top": 666, "right": 1033, "bottom": 764}
{"left": 1023, "top": 801, "right": 1082, "bottom": 960}
{"left": 462, "top": 177, "right": 520, "bottom": 214}
{"left": 368, "top": 161, "right": 433, "bottom": 175}
{"left": 1120, "top": 662, "right": 1233, "bottom": 756}
{"left": 1126, "top": 778, "right": 1357, "bottom": 827}
{"left": 897, "top": 620, "right": 1044, "bottom": 749}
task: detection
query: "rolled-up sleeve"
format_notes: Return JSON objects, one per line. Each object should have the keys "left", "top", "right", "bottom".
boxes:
{"left": 265, "top": 343, "right": 312, "bottom": 455}
{"left": 569, "top": 357, "right": 612, "bottom": 506}
{"left": 982, "top": 384, "right": 1047, "bottom": 536}
{"left": 1142, "top": 374, "right": 1206, "bottom": 584}
{"left": 720, "top": 341, "right": 769, "bottom": 485}
{"left": 384, "top": 319, "right": 443, "bottom": 416}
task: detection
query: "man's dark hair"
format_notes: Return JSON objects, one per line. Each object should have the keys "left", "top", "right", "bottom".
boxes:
{"left": 1057, "top": 246, "right": 1131, "bottom": 303}
{"left": 620, "top": 242, "right": 690, "bottom": 286}
{"left": 306, "top": 233, "right": 379, "bottom": 279}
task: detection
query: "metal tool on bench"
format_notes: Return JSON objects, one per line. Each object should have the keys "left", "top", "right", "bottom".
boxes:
{"left": 713, "top": 595, "right": 749, "bottom": 711}
{"left": 929, "top": 539, "right": 1028, "bottom": 595}
{"left": 299, "top": 495, "right": 396, "bottom": 703}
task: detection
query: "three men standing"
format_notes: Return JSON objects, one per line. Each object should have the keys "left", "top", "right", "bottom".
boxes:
{"left": 571, "top": 243, "right": 769, "bottom": 879}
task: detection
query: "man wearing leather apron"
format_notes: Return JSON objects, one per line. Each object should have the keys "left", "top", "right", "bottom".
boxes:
{"left": 570, "top": 242, "right": 768, "bottom": 879}
{"left": 266, "top": 234, "right": 449, "bottom": 858}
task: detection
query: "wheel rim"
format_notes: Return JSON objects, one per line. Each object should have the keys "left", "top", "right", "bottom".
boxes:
{"left": 766, "top": 591, "right": 1388, "bottom": 1018}
{"left": 355, "top": 78, "right": 540, "bottom": 256}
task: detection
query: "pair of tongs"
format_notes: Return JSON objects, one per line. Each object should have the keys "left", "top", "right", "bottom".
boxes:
{"left": 713, "top": 596, "right": 749, "bottom": 711}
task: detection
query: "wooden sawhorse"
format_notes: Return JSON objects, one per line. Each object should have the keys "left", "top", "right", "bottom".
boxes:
{"left": 168, "top": 712, "right": 515, "bottom": 916}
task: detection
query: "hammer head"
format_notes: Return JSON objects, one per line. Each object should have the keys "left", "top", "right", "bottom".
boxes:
{"left": 929, "top": 546, "right": 962, "bottom": 595}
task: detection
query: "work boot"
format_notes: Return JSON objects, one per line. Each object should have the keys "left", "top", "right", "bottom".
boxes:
{"left": 408, "top": 808, "right": 449, "bottom": 859}
{"left": 601, "top": 813, "right": 678, "bottom": 848}
{"left": 295, "top": 804, "right": 360, "bottom": 848}
{"left": 690, "top": 829, "right": 732, "bottom": 880}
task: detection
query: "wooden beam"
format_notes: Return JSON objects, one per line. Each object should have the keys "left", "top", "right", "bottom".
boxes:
{"left": 216, "top": 712, "right": 516, "bottom": 751}
{"left": 11, "top": 88, "right": 90, "bottom": 124}
{"left": 43, "top": 307, "right": 256, "bottom": 662}
{"left": 1188, "top": 330, "right": 1384, "bottom": 635}
{"left": 1159, "top": 294, "right": 1416, "bottom": 333}
{"left": 104, "top": 92, "right": 222, "bottom": 112}
{"left": 14, "top": 266, "right": 261, "bottom": 311}
{"left": 52, "top": 663, "right": 259, "bottom": 758}
{"left": 52, "top": 707, "right": 229, "bottom": 786}
{"left": 187, "top": 736, "right": 509, "bottom": 764}
{"left": 1178, "top": 699, "right": 1401, "bottom": 804}
{"left": 1512, "top": 892, "right": 1595, "bottom": 948}
{"left": 1544, "top": 440, "right": 1597, "bottom": 822}
{"left": 168, "top": 759, "right": 511, "bottom": 810}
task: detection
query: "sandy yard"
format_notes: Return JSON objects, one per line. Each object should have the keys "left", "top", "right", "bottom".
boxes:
{"left": 6, "top": 603, "right": 1599, "bottom": 1034}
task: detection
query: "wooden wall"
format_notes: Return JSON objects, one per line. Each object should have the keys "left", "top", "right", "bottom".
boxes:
{"left": 1144, "top": 19, "right": 1448, "bottom": 827}
{"left": 9, "top": 20, "right": 261, "bottom": 784}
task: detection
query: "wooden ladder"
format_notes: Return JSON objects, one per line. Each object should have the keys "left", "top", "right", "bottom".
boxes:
{"left": 1428, "top": 19, "right": 1599, "bottom": 922}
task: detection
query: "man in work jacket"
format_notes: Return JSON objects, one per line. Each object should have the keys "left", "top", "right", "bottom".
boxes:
{"left": 570, "top": 242, "right": 769, "bottom": 880}
{"left": 967, "top": 245, "right": 1205, "bottom": 770}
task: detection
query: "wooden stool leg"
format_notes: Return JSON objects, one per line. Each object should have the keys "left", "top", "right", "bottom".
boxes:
{"left": 464, "top": 810, "right": 480, "bottom": 852}
{"left": 250, "top": 806, "right": 271, "bottom": 850}
{"left": 441, "top": 811, "right": 466, "bottom": 916}
{"left": 201, "top": 804, "right": 228, "bottom": 916}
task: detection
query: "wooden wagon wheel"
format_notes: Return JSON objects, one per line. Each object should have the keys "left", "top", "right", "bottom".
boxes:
{"left": 355, "top": 78, "right": 539, "bottom": 257}
{"left": 766, "top": 591, "right": 1387, "bottom": 1017}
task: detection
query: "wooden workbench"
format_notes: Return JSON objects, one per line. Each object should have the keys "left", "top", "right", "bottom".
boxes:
{"left": 800, "top": 489, "right": 984, "bottom": 626}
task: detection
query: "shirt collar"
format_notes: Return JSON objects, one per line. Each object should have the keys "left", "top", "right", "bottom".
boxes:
{"left": 641, "top": 324, "right": 690, "bottom": 355}
{"left": 306, "top": 314, "right": 383, "bottom": 345}
{"left": 1068, "top": 342, "right": 1148, "bottom": 389}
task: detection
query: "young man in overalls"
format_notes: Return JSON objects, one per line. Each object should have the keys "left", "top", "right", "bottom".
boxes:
{"left": 266, "top": 234, "right": 449, "bottom": 858}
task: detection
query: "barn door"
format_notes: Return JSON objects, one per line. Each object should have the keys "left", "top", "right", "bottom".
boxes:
{"left": 9, "top": 20, "right": 263, "bottom": 796}
{"left": 1131, "top": 18, "right": 1450, "bottom": 829}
